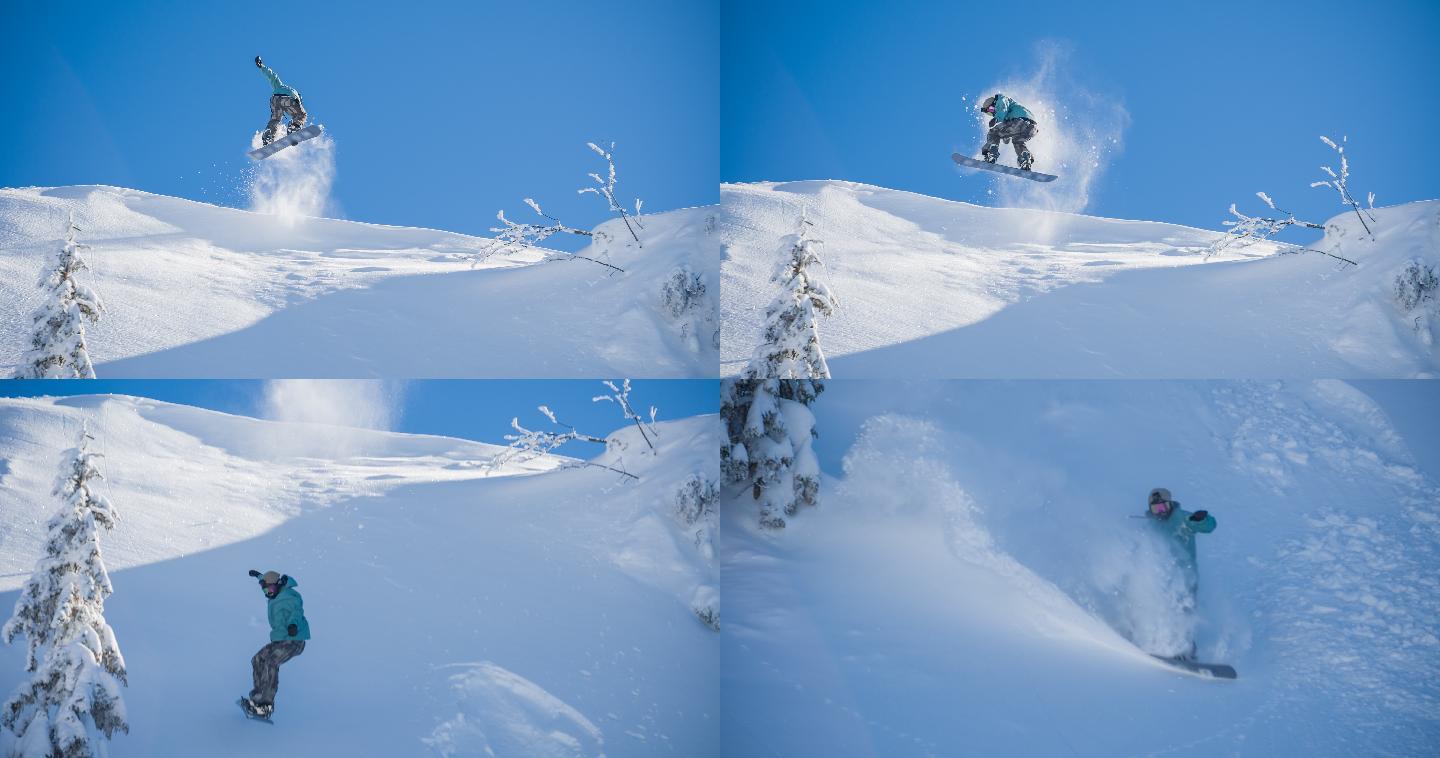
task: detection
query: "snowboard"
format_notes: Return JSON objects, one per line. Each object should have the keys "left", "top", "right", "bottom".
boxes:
{"left": 237, "top": 697, "right": 274, "bottom": 724}
{"left": 247, "top": 123, "right": 324, "bottom": 160}
{"left": 951, "top": 152, "right": 1057, "bottom": 183}
{"left": 1152, "top": 655, "right": 1238, "bottom": 679}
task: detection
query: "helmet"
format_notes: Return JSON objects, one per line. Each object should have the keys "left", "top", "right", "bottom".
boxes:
{"left": 258, "top": 570, "right": 287, "bottom": 597}
{"left": 980, "top": 95, "right": 998, "bottom": 113}
{"left": 1147, "top": 488, "right": 1174, "bottom": 517}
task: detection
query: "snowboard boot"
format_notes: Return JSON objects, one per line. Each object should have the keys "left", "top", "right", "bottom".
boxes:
{"left": 981, "top": 144, "right": 1000, "bottom": 164}
{"left": 241, "top": 696, "right": 272, "bottom": 718}
{"left": 1018, "top": 150, "right": 1035, "bottom": 171}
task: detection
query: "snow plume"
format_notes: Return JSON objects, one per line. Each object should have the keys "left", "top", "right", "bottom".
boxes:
{"left": 261, "top": 379, "right": 402, "bottom": 432}
{"left": 247, "top": 133, "right": 336, "bottom": 222}
{"left": 975, "top": 42, "right": 1129, "bottom": 218}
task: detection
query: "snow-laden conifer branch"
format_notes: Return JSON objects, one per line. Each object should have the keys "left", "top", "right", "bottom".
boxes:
{"left": 2, "top": 423, "right": 129, "bottom": 755}
{"left": 743, "top": 212, "right": 838, "bottom": 378}
{"left": 15, "top": 215, "right": 106, "bottom": 379}
{"left": 593, "top": 379, "right": 658, "bottom": 452}
{"left": 578, "top": 141, "right": 643, "bottom": 247}
{"left": 1311, "top": 135, "right": 1377, "bottom": 239}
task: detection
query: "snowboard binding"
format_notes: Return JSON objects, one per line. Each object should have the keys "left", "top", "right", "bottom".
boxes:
{"left": 1018, "top": 150, "right": 1035, "bottom": 171}
{"left": 981, "top": 144, "right": 1000, "bottom": 164}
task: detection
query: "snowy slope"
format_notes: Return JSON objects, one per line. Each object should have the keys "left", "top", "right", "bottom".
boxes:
{"left": 721, "top": 181, "right": 1440, "bottom": 378}
{"left": 722, "top": 380, "right": 1440, "bottom": 757}
{"left": 0, "top": 186, "right": 718, "bottom": 377}
{"left": 0, "top": 396, "right": 719, "bottom": 756}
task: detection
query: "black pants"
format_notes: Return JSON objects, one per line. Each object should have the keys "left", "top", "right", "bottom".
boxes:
{"left": 264, "top": 94, "right": 308, "bottom": 144}
{"left": 984, "top": 118, "right": 1038, "bottom": 160}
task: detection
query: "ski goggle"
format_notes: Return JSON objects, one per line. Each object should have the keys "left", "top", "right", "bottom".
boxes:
{"left": 1149, "top": 500, "right": 1172, "bottom": 514}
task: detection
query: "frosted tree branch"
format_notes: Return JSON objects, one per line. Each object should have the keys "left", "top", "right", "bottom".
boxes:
{"left": 578, "top": 141, "right": 643, "bottom": 247}
{"left": 592, "top": 378, "right": 658, "bottom": 452}
{"left": 1311, "top": 134, "right": 1377, "bottom": 239}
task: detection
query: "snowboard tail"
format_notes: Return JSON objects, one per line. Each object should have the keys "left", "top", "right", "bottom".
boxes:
{"left": 1152, "top": 655, "right": 1237, "bottom": 679}
{"left": 248, "top": 123, "right": 324, "bottom": 160}
{"left": 952, "top": 152, "right": 1057, "bottom": 183}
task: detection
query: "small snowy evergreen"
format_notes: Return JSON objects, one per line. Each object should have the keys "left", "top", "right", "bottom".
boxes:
{"left": 721, "top": 378, "right": 823, "bottom": 529}
{"left": 744, "top": 215, "right": 837, "bottom": 379}
{"left": 2, "top": 425, "right": 128, "bottom": 758}
{"left": 14, "top": 216, "right": 105, "bottom": 379}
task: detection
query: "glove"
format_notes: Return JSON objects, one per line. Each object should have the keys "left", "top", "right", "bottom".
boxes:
{"left": 255, "top": 56, "right": 264, "bottom": 69}
{"left": 287, "top": 623, "right": 298, "bottom": 637}
{"left": 1189, "top": 510, "right": 1209, "bottom": 522}
{"left": 248, "top": 569, "right": 262, "bottom": 578}
{"left": 988, "top": 118, "right": 996, "bottom": 128}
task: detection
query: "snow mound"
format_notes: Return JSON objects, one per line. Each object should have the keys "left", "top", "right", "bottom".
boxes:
{"left": 0, "top": 185, "right": 717, "bottom": 377}
{"left": 721, "top": 180, "right": 1440, "bottom": 377}
{"left": 424, "top": 662, "right": 605, "bottom": 758}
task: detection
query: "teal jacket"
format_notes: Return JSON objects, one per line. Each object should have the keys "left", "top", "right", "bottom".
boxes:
{"left": 1147, "top": 504, "right": 1216, "bottom": 587}
{"left": 992, "top": 94, "right": 1034, "bottom": 123}
{"left": 267, "top": 579, "right": 311, "bottom": 642}
{"left": 259, "top": 66, "right": 299, "bottom": 98}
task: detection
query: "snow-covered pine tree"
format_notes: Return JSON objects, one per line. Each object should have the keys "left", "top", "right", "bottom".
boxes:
{"left": 15, "top": 216, "right": 106, "bottom": 379}
{"left": 721, "top": 378, "right": 823, "bottom": 529}
{"left": 2, "top": 424, "right": 128, "bottom": 757}
{"left": 745, "top": 213, "right": 837, "bottom": 379}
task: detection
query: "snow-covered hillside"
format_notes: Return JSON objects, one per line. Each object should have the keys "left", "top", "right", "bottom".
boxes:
{"left": 0, "top": 395, "right": 719, "bottom": 756}
{"left": 722, "top": 380, "right": 1440, "bottom": 757}
{"left": 0, "top": 186, "right": 718, "bottom": 377}
{"left": 721, "top": 181, "right": 1440, "bottom": 378}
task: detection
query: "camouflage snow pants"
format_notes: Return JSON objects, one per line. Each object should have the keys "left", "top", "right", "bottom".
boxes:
{"left": 984, "top": 118, "right": 1039, "bottom": 162}
{"left": 264, "top": 94, "right": 308, "bottom": 144}
{"left": 249, "top": 640, "right": 305, "bottom": 706}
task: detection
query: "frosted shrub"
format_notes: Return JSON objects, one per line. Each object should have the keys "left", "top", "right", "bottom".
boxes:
{"left": 660, "top": 265, "right": 717, "bottom": 353}
{"left": 1393, "top": 260, "right": 1438, "bottom": 312}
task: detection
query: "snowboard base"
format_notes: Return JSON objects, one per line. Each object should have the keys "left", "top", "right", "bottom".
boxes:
{"left": 238, "top": 697, "right": 274, "bottom": 724}
{"left": 248, "top": 123, "right": 324, "bottom": 160}
{"left": 1152, "top": 655, "right": 1237, "bottom": 679}
{"left": 952, "top": 152, "right": 1058, "bottom": 182}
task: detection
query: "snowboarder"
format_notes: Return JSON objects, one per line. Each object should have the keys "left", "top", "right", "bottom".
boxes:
{"left": 1143, "top": 487, "right": 1216, "bottom": 659}
{"left": 979, "top": 93, "right": 1038, "bottom": 171}
{"left": 239, "top": 569, "right": 310, "bottom": 720}
{"left": 255, "top": 56, "right": 307, "bottom": 147}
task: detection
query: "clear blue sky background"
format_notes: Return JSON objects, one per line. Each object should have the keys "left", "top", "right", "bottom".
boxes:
{"left": 0, "top": 0, "right": 716, "bottom": 246}
{"left": 723, "top": 0, "right": 1440, "bottom": 233}
{"left": 0, "top": 380, "right": 717, "bottom": 456}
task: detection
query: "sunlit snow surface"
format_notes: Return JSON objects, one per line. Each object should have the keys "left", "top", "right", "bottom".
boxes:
{"left": 722, "top": 379, "right": 1440, "bottom": 757}
{"left": 0, "top": 185, "right": 718, "bottom": 377}
{"left": 0, "top": 395, "right": 718, "bottom": 756}
{"left": 721, "top": 180, "right": 1440, "bottom": 378}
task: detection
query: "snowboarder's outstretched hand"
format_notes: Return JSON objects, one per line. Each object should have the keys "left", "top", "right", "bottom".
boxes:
{"left": 287, "top": 623, "right": 298, "bottom": 637}
{"left": 1189, "top": 510, "right": 1209, "bottom": 522}
{"left": 255, "top": 56, "right": 264, "bottom": 69}
{"left": 248, "top": 569, "right": 262, "bottom": 578}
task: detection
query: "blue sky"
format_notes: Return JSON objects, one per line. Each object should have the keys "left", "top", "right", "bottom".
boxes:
{"left": 0, "top": 380, "right": 717, "bottom": 455}
{"left": 0, "top": 0, "right": 716, "bottom": 247}
{"left": 723, "top": 0, "right": 1440, "bottom": 234}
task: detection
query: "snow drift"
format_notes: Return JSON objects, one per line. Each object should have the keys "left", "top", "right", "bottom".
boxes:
{"left": 0, "top": 185, "right": 719, "bottom": 377}
{"left": 0, "top": 395, "right": 719, "bottom": 756}
{"left": 722, "top": 379, "right": 1440, "bottom": 756}
{"left": 721, "top": 180, "right": 1440, "bottom": 378}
